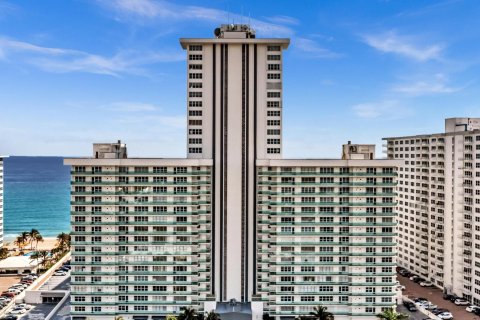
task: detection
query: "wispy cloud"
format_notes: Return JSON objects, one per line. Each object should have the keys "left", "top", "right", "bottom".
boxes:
{"left": 96, "top": 0, "right": 294, "bottom": 37}
{"left": 392, "top": 73, "right": 463, "bottom": 96}
{"left": 362, "top": 31, "right": 443, "bottom": 62}
{"left": 264, "top": 15, "right": 300, "bottom": 26}
{"left": 103, "top": 102, "right": 159, "bottom": 112}
{"left": 0, "top": 36, "right": 183, "bottom": 76}
{"left": 352, "top": 100, "right": 411, "bottom": 120}
{"left": 294, "top": 37, "right": 340, "bottom": 58}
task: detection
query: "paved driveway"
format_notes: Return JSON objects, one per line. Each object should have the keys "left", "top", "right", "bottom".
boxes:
{"left": 399, "top": 275, "right": 479, "bottom": 320}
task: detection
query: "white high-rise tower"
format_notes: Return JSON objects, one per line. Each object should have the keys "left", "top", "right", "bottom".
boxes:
{"left": 181, "top": 24, "right": 289, "bottom": 302}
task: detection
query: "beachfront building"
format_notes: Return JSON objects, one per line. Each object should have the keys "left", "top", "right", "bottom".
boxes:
{"left": 0, "top": 155, "right": 6, "bottom": 247}
{"left": 66, "top": 25, "right": 400, "bottom": 320}
{"left": 384, "top": 118, "right": 480, "bottom": 304}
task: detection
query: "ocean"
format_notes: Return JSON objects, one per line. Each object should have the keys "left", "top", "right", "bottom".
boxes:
{"left": 3, "top": 156, "right": 70, "bottom": 241}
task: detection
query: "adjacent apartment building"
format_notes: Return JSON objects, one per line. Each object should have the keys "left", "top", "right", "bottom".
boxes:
{"left": 0, "top": 156, "right": 5, "bottom": 247}
{"left": 66, "top": 24, "right": 401, "bottom": 320}
{"left": 384, "top": 118, "right": 480, "bottom": 304}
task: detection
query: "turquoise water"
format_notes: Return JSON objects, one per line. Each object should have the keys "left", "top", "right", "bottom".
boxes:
{"left": 3, "top": 156, "right": 70, "bottom": 241}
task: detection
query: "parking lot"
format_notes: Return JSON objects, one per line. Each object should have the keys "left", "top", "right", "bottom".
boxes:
{"left": 399, "top": 275, "right": 479, "bottom": 320}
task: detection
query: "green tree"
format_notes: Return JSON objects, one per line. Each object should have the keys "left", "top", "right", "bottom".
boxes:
{"left": 37, "top": 250, "right": 51, "bottom": 271}
{"left": 309, "top": 305, "right": 334, "bottom": 320}
{"left": 375, "top": 308, "right": 409, "bottom": 320}
{"left": 177, "top": 307, "right": 197, "bottom": 320}
{"left": 56, "top": 232, "right": 71, "bottom": 251}
{"left": 28, "top": 229, "right": 40, "bottom": 250}
{"left": 14, "top": 232, "right": 29, "bottom": 253}
{"left": 0, "top": 247, "right": 9, "bottom": 260}
{"left": 166, "top": 316, "right": 177, "bottom": 320}
{"left": 205, "top": 310, "right": 221, "bottom": 320}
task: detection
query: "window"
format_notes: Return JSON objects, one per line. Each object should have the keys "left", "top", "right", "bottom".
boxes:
{"left": 189, "top": 138, "right": 202, "bottom": 144}
{"left": 267, "top": 54, "right": 281, "bottom": 60}
{"left": 189, "top": 148, "right": 202, "bottom": 154}
{"left": 189, "top": 45, "right": 202, "bottom": 51}
{"left": 189, "top": 82, "right": 202, "bottom": 88}
{"left": 267, "top": 148, "right": 281, "bottom": 154}
{"left": 267, "top": 101, "right": 280, "bottom": 108}
{"left": 267, "top": 129, "right": 281, "bottom": 135}
{"left": 267, "top": 73, "right": 281, "bottom": 80}
{"left": 267, "top": 111, "right": 281, "bottom": 119}
{"left": 189, "top": 101, "right": 202, "bottom": 107}
{"left": 268, "top": 64, "right": 280, "bottom": 70}
{"left": 267, "top": 45, "right": 281, "bottom": 51}
{"left": 189, "top": 110, "right": 202, "bottom": 116}
{"left": 189, "top": 64, "right": 202, "bottom": 70}
{"left": 267, "top": 139, "right": 280, "bottom": 145}
{"left": 188, "top": 54, "right": 202, "bottom": 60}
{"left": 267, "top": 120, "right": 281, "bottom": 126}
{"left": 267, "top": 91, "right": 281, "bottom": 98}
{"left": 189, "top": 73, "right": 202, "bottom": 79}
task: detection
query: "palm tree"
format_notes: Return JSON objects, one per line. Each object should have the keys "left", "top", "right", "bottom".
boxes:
{"left": 56, "top": 232, "right": 71, "bottom": 251}
{"left": 28, "top": 229, "right": 40, "bottom": 250}
{"left": 205, "top": 310, "right": 221, "bottom": 320}
{"left": 177, "top": 307, "right": 197, "bottom": 320}
{"left": 309, "top": 305, "right": 334, "bottom": 320}
{"left": 375, "top": 308, "right": 409, "bottom": 320}
{"left": 14, "top": 232, "right": 29, "bottom": 253}
{"left": 0, "top": 247, "right": 9, "bottom": 260}
{"left": 37, "top": 250, "right": 50, "bottom": 271}
{"left": 33, "top": 233, "right": 44, "bottom": 251}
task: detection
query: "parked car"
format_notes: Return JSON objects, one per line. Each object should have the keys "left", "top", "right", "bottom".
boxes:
{"left": 420, "top": 281, "right": 434, "bottom": 287}
{"left": 8, "top": 308, "right": 26, "bottom": 315}
{"left": 449, "top": 294, "right": 460, "bottom": 302}
{"left": 396, "top": 284, "right": 406, "bottom": 291}
{"left": 455, "top": 298, "right": 470, "bottom": 306}
{"left": 466, "top": 305, "right": 480, "bottom": 312}
{"left": 443, "top": 293, "right": 453, "bottom": 300}
{"left": 0, "top": 293, "right": 15, "bottom": 298}
{"left": 410, "top": 275, "right": 418, "bottom": 281}
{"left": 413, "top": 277, "right": 426, "bottom": 283}
{"left": 53, "top": 271, "right": 67, "bottom": 276}
{"left": 437, "top": 312, "right": 453, "bottom": 320}
{"left": 403, "top": 301, "right": 417, "bottom": 312}
{"left": 15, "top": 304, "right": 31, "bottom": 310}
{"left": 432, "top": 309, "right": 450, "bottom": 315}
{"left": 414, "top": 297, "right": 428, "bottom": 302}
{"left": 5, "top": 289, "right": 20, "bottom": 295}
{"left": 1, "top": 315, "right": 18, "bottom": 320}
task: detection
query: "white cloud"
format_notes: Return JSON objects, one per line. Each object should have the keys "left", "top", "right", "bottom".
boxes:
{"left": 294, "top": 37, "right": 340, "bottom": 58}
{"left": 352, "top": 100, "right": 411, "bottom": 119}
{"left": 96, "top": 0, "right": 294, "bottom": 37}
{"left": 392, "top": 73, "right": 462, "bottom": 96}
{"left": 104, "top": 102, "right": 159, "bottom": 112}
{"left": 362, "top": 31, "right": 443, "bottom": 62}
{"left": 0, "top": 36, "right": 183, "bottom": 76}
{"left": 265, "top": 15, "right": 299, "bottom": 26}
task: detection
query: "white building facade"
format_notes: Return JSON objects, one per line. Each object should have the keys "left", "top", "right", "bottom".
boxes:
{"left": 384, "top": 118, "right": 480, "bottom": 304}
{"left": 66, "top": 25, "right": 400, "bottom": 320}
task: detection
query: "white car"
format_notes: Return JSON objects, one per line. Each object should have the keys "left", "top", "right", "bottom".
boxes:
{"left": 420, "top": 281, "right": 433, "bottom": 287}
{"left": 9, "top": 308, "right": 26, "bottom": 315}
{"left": 396, "top": 284, "right": 406, "bottom": 291}
{"left": 53, "top": 271, "right": 67, "bottom": 276}
{"left": 467, "top": 305, "right": 480, "bottom": 312}
{"left": 455, "top": 298, "right": 470, "bottom": 306}
{"left": 16, "top": 303, "right": 32, "bottom": 310}
{"left": 437, "top": 312, "right": 453, "bottom": 320}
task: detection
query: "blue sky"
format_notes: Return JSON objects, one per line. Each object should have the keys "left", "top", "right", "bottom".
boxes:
{"left": 1, "top": 0, "right": 480, "bottom": 158}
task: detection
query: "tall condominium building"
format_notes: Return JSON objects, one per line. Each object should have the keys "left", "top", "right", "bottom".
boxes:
{"left": 66, "top": 25, "right": 400, "bottom": 320}
{"left": 384, "top": 118, "right": 480, "bottom": 304}
{"left": 0, "top": 156, "right": 5, "bottom": 247}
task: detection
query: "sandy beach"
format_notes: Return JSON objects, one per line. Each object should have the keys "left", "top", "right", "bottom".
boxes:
{"left": 4, "top": 237, "right": 58, "bottom": 252}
